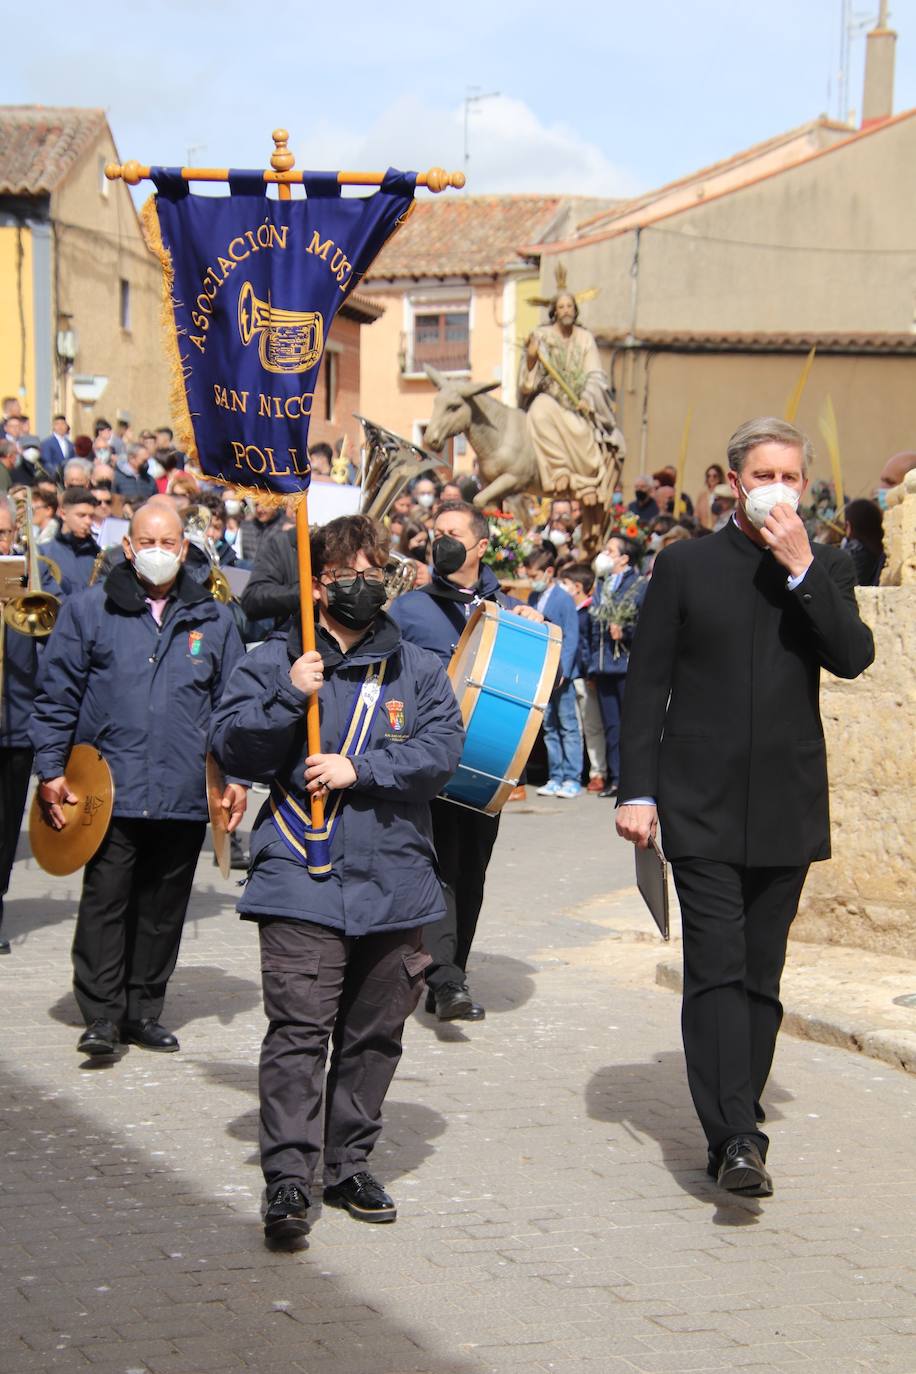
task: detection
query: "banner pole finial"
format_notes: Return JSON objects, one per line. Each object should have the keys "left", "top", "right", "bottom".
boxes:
{"left": 271, "top": 129, "right": 296, "bottom": 177}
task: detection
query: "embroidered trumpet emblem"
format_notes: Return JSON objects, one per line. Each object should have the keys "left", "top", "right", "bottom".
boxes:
{"left": 238, "top": 280, "right": 323, "bottom": 374}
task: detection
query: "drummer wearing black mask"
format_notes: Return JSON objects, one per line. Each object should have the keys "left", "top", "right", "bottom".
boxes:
{"left": 389, "top": 501, "right": 542, "bottom": 1023}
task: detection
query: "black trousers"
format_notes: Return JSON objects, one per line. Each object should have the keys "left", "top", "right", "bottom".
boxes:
{"left": 258, "top": 918, "right": 430, "bottom": 1193}
{"left": 427, "top": 798, "right": 499, "bottom": 991}
{"left": 672, "top": 858, "right": 809, "bottom": 1159}
{"left": 72, "top": 817, "right": 207, "bottom": 1025}
{"left": 0, "top": 747, "right": 32, "bottom": 927}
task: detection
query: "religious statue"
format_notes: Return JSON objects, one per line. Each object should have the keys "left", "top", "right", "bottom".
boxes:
{"left": 518, "top": 265, "right": 623, "bottom": 507}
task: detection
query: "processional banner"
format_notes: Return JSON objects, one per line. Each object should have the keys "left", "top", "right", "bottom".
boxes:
{"left": 144, "top": 169, "right": 416, "bottom": 495}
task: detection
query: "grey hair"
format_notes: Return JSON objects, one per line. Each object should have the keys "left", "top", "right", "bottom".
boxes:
{"left": 63, "top": 456, "right": 93, "bottom": 481}
{"left": 727, "top": 417, "right": 813, "bottom": 475}
{"left": 127, "top": 442, "right": 148, "bottom": 461}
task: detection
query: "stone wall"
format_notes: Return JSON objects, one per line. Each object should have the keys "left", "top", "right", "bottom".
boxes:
{"left": 793, "top": 471, "right": 916, "bottom": 957}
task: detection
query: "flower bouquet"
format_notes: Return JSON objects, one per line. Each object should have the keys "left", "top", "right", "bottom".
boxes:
{"left": 482, "top": 510, "right": 532, "bottom": 578}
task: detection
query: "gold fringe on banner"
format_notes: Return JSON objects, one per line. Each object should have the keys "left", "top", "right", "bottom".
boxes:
{"left": 140, "top": 194, "right": 197, "bottom": 465}
{"left": 140, "top": 192, "right": 301, "bottom": 510}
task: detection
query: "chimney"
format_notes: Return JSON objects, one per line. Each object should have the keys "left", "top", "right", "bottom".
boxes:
{"left": 861, "top": 0, "right": 896, "bottom": 128}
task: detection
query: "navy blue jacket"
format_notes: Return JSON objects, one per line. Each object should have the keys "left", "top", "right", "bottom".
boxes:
{"left": 389, "top": 565, "right": 519, "bottom": 668}
{"left": 112, "top": 460, "right": 157, "bottom": 503}
{"left": 30, "top": 562, "right": 244, "bottom": 820}
{"left": 209, "top": 613, "right": 465, "bottom": 935}
{"left": 40, "top": 532, "right": 98, "bottom": 597}
{"left": 585, "top": 569, "right": 647, "bottom": 677}
{"left": 1, "top": 626, "right": 40, "bottom": 750}
{"left": 527, "top": 582, "right": 578, "bottom": 680}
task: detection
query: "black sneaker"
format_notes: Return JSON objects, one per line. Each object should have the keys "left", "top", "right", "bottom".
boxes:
{"left": 77, "top": 1019, "right": 120, "bottom": 1057}
{"left": 324, "top": 1171, "right": 397, "bottom": 1223}
{"left": 264, "top": 1183, "right": 310, "bottom": 1243}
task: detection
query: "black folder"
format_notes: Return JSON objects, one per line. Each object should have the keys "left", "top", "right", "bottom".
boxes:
{"left": 635, "top": 838, "right": 670, "bottom": 941}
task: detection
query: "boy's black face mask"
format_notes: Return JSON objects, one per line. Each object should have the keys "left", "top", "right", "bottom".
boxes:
{"left": 324, "top": 575, "right": 387, "bottom": 630}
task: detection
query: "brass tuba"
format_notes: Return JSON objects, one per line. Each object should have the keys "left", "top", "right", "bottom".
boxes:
{"left": 383, "top": 550, "right": 419, "bottom": 603}
{"left": 237, "top": 281, "right": 323, "bottom": 375}
{"left": 4, "top": 490, "right": 60, "bottom": 637}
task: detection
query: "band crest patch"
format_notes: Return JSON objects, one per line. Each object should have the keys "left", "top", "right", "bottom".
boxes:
{"left": 384, "top": 699, "right": 405, "bottom": 733}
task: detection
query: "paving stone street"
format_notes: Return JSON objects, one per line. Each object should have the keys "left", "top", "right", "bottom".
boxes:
{"left": 1, "top": 790, "right": 914, "bottom": 1374}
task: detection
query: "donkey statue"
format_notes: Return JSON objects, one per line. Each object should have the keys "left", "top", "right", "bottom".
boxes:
{"left": 422, "top": 365, "right": 621, "bottom": 547}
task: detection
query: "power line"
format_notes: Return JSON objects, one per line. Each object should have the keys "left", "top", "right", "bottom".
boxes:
{"left": 646, "top": 222, "right": 916, "bottom": 257}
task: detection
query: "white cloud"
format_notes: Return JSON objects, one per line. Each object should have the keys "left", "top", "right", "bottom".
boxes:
{"left": 296, "top": 95, "right": 643, "bottom": 199}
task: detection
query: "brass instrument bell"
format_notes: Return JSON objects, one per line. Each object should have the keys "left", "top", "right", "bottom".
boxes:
{"left": 3, "top": 490, "right": 60, "bottom": 638}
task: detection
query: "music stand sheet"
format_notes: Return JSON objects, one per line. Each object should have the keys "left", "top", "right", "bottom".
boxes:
{"left": 635, "top": 840, "right": 670, "bottom": 941}
{"left": 0, "top": 555, "right": 26, "bottom": 600}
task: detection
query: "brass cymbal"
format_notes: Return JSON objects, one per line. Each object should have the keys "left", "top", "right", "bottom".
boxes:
{"left": 29, "top": 745, "right": 114, "bottom": 876}
{"left": 206, "top": 752, "right": 231, "bottom": 880}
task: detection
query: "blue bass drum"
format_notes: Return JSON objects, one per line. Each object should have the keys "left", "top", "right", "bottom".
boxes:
{"left": 441, "top": 603, "right": 562, "bottom": 815}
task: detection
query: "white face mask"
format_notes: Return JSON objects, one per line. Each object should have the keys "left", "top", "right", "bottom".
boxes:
{"left": 416, "top": 491, "right": 435, "bottom": 509}
{"left": 146, "top": 457, "right": 165, "bottom": 480}
{"left": 740, "top": 480, "right": 800, "bottom": 530}
{"left": 593, "top": 552, "right": 615, "bottom": 577}
{"left": 224, "top": 498, "right": 242, "bottom": 516}
{"left": 130, "top": 541, "right": 182, "bottom": 586}
{"left": 548, "top": 527, "right": 569, "bottom": 547}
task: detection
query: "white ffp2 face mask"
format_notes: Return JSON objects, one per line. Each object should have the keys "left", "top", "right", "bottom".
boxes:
{"left": 130, "top": 541, "right": 182, "bottom": 586}
{"left": 593, "top": 552, "right": 615, "bottom": 577}
{"left": 740, "top": 481, "right": 800, "bottom": 530}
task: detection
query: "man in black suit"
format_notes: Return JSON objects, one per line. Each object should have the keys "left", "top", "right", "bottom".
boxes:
{"left": 616, "top": 417, "right": 874, "bottom": 1198}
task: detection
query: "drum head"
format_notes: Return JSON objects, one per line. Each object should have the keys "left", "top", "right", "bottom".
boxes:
{"left": 29, "top": 744, "right": 114, "bottom": 877}
{"left": 206, "top": 753, "right": 231, "bottom": 880}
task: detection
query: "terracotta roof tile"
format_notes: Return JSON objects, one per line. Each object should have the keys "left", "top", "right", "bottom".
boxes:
{"left": 0, "top": 106, "right": 107, "bottom": 195}
{"left": 595, "top": 329, "right": 916, "bottom": 355}
{"left": 364, "top": 195, "right": 566, "bottom": 280}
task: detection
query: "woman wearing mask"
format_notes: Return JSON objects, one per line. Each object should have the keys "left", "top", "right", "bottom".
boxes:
{"left": 586, "top": 535, "right": 647, "bottom": 797}
{"left": 209, "top": 514, "right": 464, "bottom": 1244}
{"left": 410, "top": 474, "right": 440, "bottom": 524}
{"left": 843, "top": 499, "right": 885, "bottom": 586}
{"left": 695, "top": 464, "right": 727, "bottom": 530}
{"left": 222, "top": 495, "right": 246, "bottom": 552}
{"left": 397, "top": 518, "right": 432, "bottom": 588}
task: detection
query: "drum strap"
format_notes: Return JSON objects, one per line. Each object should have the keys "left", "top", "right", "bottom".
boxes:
{"left": 269, "top": 658, "right": 388, "bottom": 877}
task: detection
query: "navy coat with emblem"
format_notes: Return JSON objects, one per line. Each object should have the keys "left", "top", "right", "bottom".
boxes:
{"left": 208, "top": 612, "right": 465, "bottom": 936}
{"left": 30, "top": 561, "right": 244, "bottom": 820}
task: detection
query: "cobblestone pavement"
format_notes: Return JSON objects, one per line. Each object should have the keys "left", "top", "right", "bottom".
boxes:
{"left": 1, "top": 791, "right": 914, "bottom": 1374}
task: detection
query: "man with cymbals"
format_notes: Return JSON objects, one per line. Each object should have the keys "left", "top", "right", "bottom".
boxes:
{"left": 389, "top": 500, "right": 543, "bottom": 1022}
{"left": 209, "top": 513, "right": 464, "bottom": 1243}
{"left": 31, "top": 497, "right": 246, "bottom": 1059}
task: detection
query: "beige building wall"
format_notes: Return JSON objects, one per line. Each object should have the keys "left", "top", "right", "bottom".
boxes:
{"left": 793, "top": 472, "right": 916, "bottom": 959}
{"left": 547, "top": 114, "right": 916, "bottom": 339}
{"left": 0, "top": 224, "right": 35, "bottom": 415}
{"left": 51, "top": 127, "right": 170, "bottom": 435}
{"left": 609, "top": 349, "right": 916, "bottom": 502}
{"left": 360, "top": 278, "right": 506, "bottom": 472}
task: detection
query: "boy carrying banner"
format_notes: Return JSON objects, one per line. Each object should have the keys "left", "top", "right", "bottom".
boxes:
{"left": 209, "top": 514, "right": 464, "bottom": 1245}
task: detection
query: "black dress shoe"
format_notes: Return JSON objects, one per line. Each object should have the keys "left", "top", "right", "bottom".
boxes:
{"left": 598, "top": 783, "right": 619, "bottom": 798}
{"left": 324, "top": 1171, "right": 396, "bottom": 1223}
{"left": 264, "top": 1183, "right": 310, "bottom": 1244}
{"left": 122, "top": 1019, "right": 179, "bottom": 1052}
{"left": 425, "top": 983, "right": 486, "bottom": 1021}
{"left": 715, "top": 1136, "right": 773, "bottom": 1197}
{"left": 77, "top": 1019, "right": 120, "bottom": 1057}
{"left": 0, "top": 935, "right": 10, "bottom": 955}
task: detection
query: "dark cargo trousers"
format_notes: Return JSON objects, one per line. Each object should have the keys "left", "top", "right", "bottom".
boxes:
{"left": 258, "top": 918, "right": 431, "bottom": 1194}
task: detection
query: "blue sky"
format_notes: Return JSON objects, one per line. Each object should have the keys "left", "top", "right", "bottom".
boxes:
{"left": 7, "top": 0, "right": 916, "bottom": 197}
